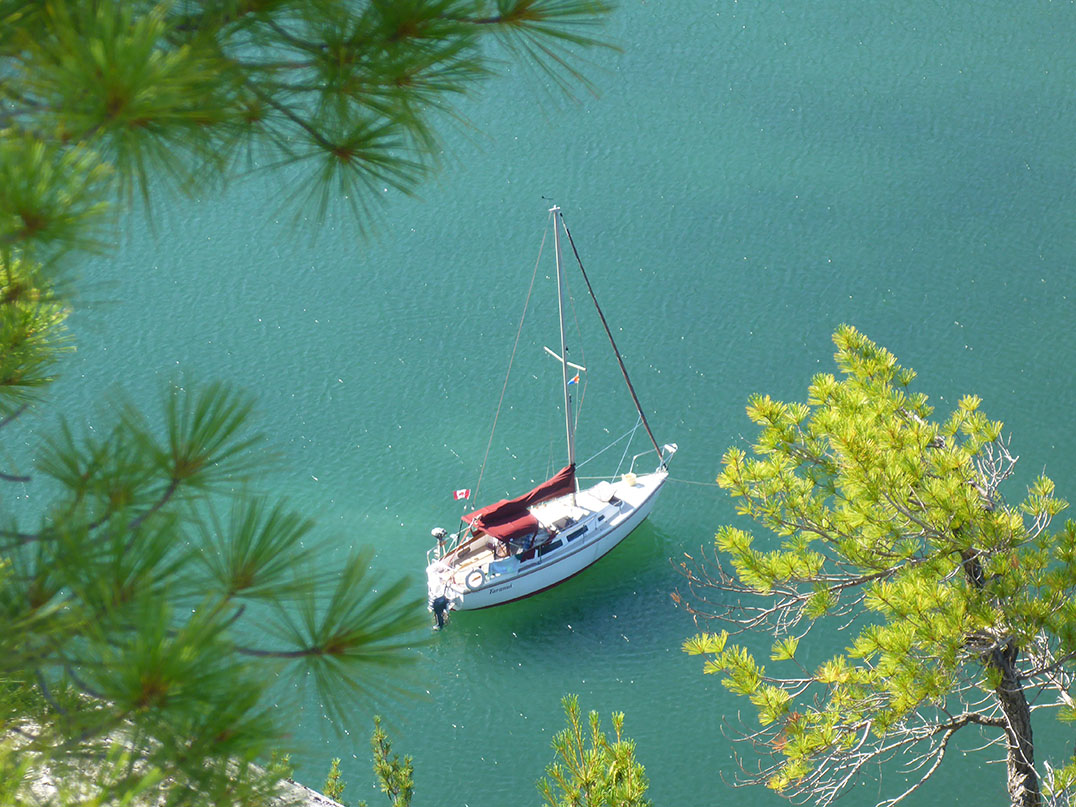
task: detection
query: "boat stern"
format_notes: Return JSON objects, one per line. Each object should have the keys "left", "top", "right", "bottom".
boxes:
{"left": 426, "top": 561, "right": 457, "bottom": 629}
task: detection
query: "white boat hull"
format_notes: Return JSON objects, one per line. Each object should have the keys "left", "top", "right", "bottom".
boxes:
{"left": 426, "top": 469, "right": 668, "bottom": 612}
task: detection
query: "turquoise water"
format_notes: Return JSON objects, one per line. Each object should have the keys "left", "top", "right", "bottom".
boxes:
{"left": 43, "top": 1, "right": 1076, "bottom": 804}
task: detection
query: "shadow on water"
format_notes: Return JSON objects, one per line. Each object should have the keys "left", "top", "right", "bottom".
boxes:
{"left": 427, "top": 520, "right": 688, "bottom": 656}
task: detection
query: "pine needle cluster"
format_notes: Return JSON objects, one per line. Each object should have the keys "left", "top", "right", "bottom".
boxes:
{"left": 330, "top": 698, "right": 651, "bottom": 807}
{"left": 1, "top": 0, "right": 615, "bottom": 228}
{"left": 0, "top": 1, "right": 616, "bottom": 805}
{"left": 680, "top": 325, "right": 1076, "bottom": 807}
{"left": 537, "top": 695, "right": 651, "bottom": 807}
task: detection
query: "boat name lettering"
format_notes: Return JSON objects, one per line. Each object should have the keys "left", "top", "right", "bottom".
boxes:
{"left": 488, "top": 583, "right": 514, "bottom": 595}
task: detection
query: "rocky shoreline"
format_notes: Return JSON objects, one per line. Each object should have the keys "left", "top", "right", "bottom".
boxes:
{"left": 276, "top": 777, "right": 346, "bottom": 807}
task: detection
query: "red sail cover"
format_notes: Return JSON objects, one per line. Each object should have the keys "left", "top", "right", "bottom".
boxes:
{"left": 461, "top": 464, "right": 576, "bottom": 542}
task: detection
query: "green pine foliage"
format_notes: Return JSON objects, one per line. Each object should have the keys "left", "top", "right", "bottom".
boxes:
{"left": 324, "top": 757, "right": 347, "bottom": 802}
{"left": 337, "top": 699, "right": 650, "bottom": 807}
{"left": 338, "top": 715, "right": 414, "bottom": 807}
{"left": 370, "top": 715, "right": 414, "bottom": 807}
{"left": 1, "top": 0, "right": 615, "bottom": 227}
{"left": 681, "top": 325, "right": 1076, "bottom": 807}
{"left": 0, "top": 1, "right": 616, "bottom": 805}
{"left": 537, "top": 695, "right": 651, "bottom": 807}
{"left": 1, "top": 380, "right": 430, "bottom": 805}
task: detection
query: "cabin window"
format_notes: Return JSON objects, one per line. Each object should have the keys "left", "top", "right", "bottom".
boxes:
{"left": 565, "top": 526, "right": 587, "bottom": 542}
{"left": 597, "top": 515, "right": 605, "bottom": 522}
{"left": 538, "top": 539, "right": 563, "bottom": 558}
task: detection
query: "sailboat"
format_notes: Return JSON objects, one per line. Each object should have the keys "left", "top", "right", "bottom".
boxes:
{"left": 425, "top": 206, "right": 677, "bottom": 628}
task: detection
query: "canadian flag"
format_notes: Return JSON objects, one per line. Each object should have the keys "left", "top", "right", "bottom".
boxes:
{"left": 453, "top": 488, "right": 471, "bottom": 501}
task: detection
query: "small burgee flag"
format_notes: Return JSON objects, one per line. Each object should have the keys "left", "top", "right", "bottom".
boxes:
{"left": 568, "top": 373, "right": 580, "bottom": 385}
{"left": 453, "top": 488, "right": 470, "bottom": 501}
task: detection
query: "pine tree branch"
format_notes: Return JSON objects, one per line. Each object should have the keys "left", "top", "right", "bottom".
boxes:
{"left": 2, "top": 475, "right": 182, "bottom": 549}
{"left": 0, "top": 402, "right": 29, "bottom": 429}
{"left": 231, "top": 644, "right": 321, "bottom": 659}
{"left": 244, "top": 83, "right": 337, "bottom": 152}
{"left": 260, "top": 18, "right": 325, "bottom": 55}
{"left": 34, "top": 670, "right": 67, "bottom": 717}
{"left": 125, "top": 477, "right": 180, "bottom": 535}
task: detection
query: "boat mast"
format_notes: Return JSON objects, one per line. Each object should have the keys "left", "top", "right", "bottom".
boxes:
{"left": 551, "top": 205, "right": 575, "bottom": 470}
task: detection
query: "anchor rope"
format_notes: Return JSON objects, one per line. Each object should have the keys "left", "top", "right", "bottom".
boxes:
{"left": 667, "top": 477, "right": 721, "bottom": 487}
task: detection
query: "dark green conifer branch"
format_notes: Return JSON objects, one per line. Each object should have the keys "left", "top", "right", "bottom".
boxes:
{"left": 0, "top": 2, "right": 616, "bottom": 803}
{"left": 2, "top": 0, "right": 616, "bottom": 232}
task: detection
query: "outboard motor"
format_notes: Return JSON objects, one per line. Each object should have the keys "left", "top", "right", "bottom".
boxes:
{"left": 431, "top": 595, "right": 450, "bottom": 630}
{"left": 431, "top": 527, "right": 448, "bottom": 559}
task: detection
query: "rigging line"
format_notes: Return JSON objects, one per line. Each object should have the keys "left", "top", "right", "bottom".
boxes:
{"left": 473, "top": 214, "right": 550, "bottom": 505}
{"left": 563, "top": 267, "right": 587, "bottom": 435}
{"left": 614, "top": 417, "right": 643, "bottom": 478}
{"left": 559, "top": 212, "right": 666, "bottom": 464}
{"left": 576, "top": 417, "right": 642, "bottom": 470}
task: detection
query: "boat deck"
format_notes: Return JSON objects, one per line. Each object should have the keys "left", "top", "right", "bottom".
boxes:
{"left": 429, "top": 477, "right": 645, "bottom": 596}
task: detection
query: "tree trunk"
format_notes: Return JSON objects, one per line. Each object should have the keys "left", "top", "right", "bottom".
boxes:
{"left": 960, "top": 548, "right": 1039, "bottom": 807}
{"left": 992, "top": 642, "right": 1039, "bottom": 807}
